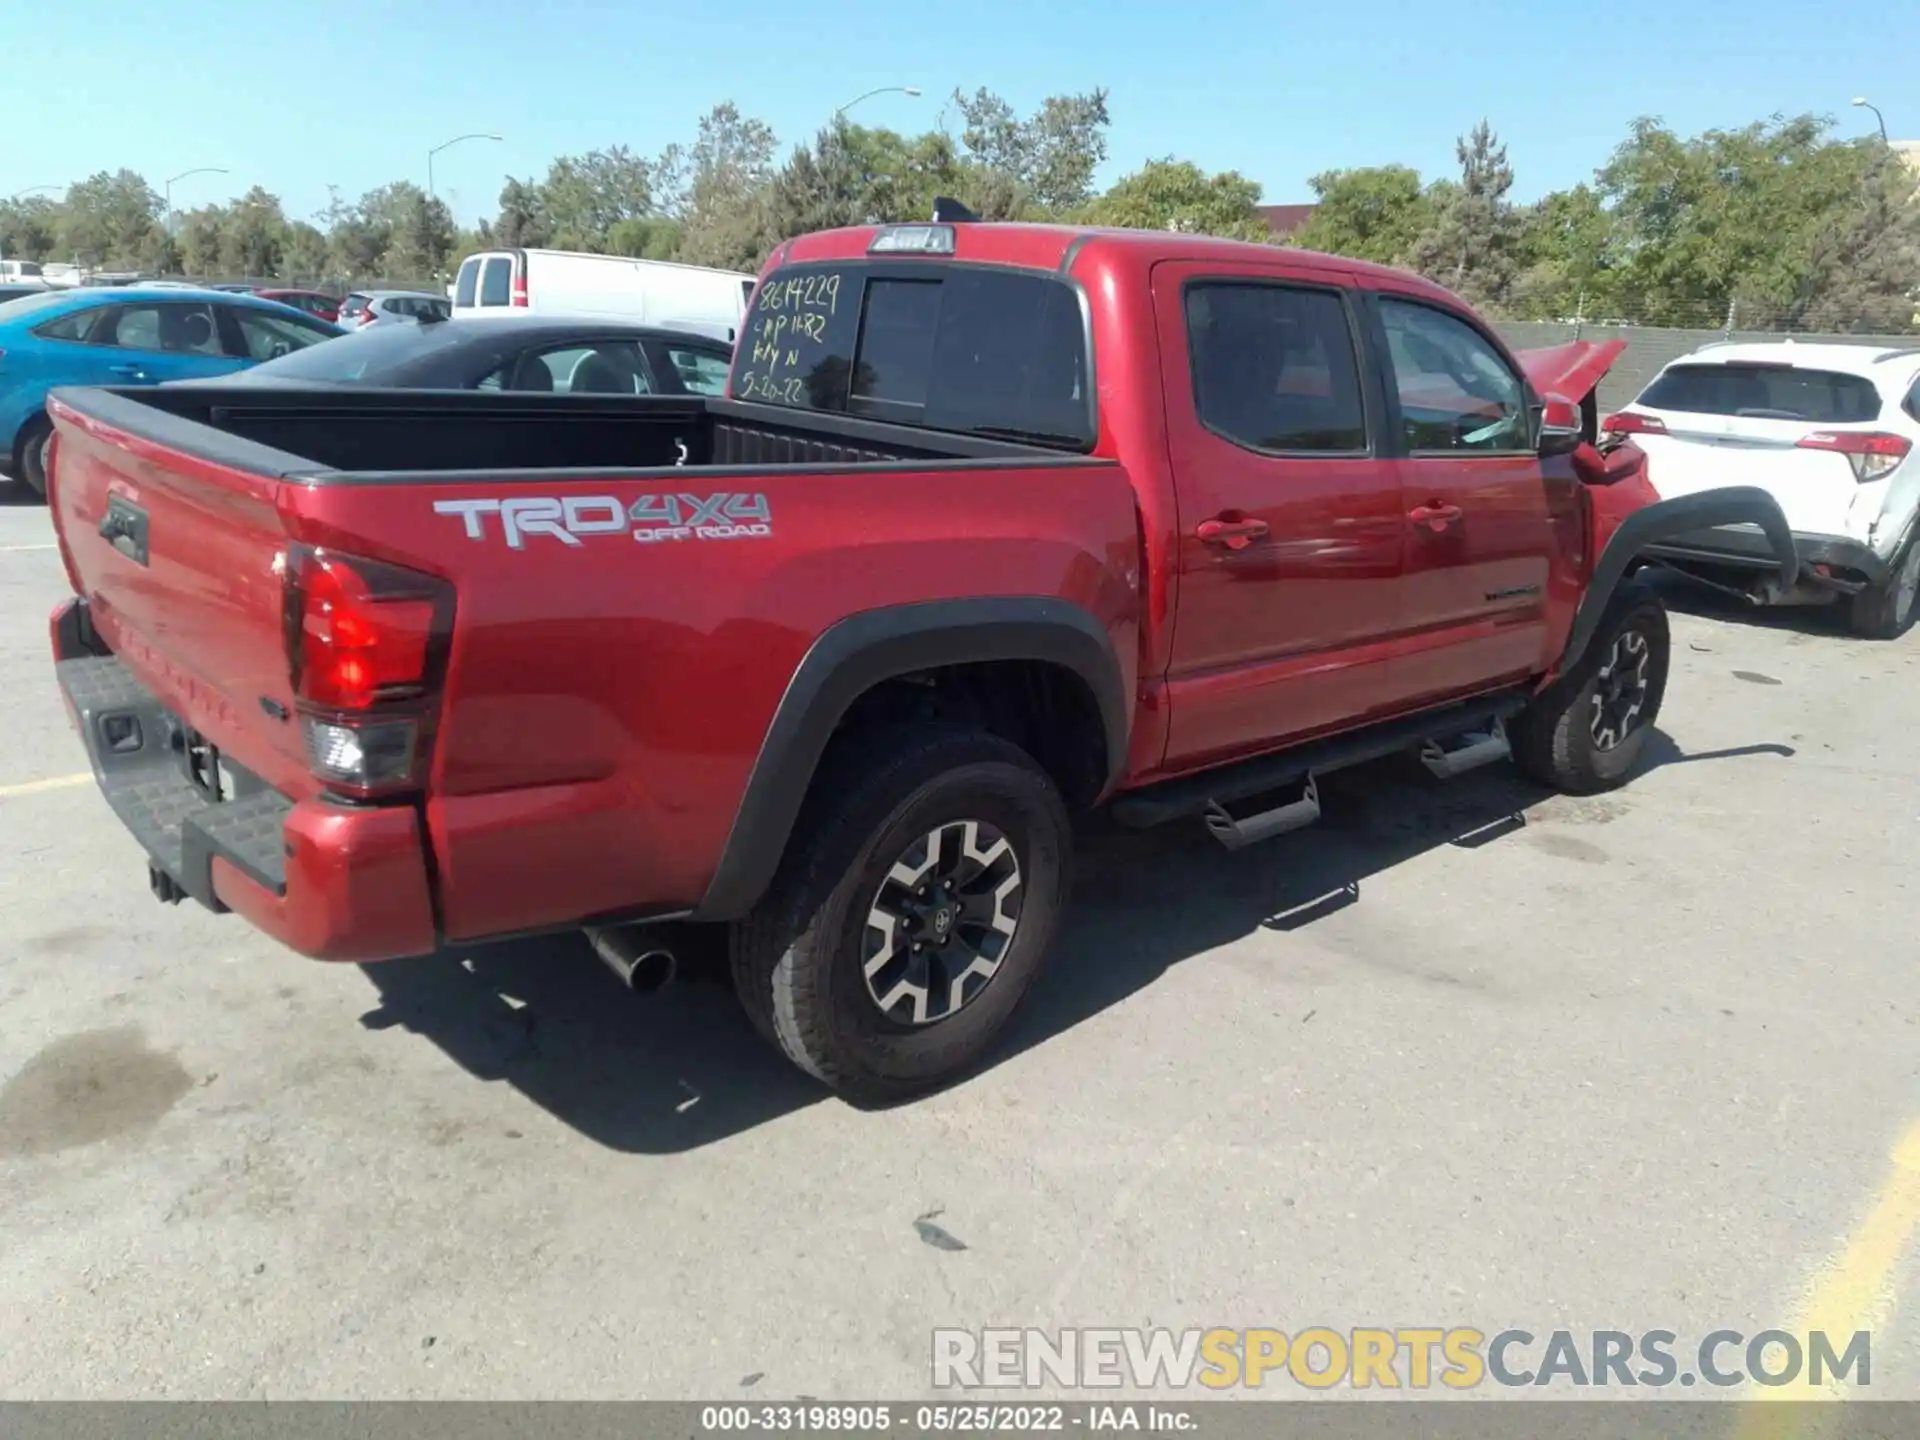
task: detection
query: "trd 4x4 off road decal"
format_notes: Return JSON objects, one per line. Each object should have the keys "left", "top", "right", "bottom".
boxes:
{"left": 433, "top": 493, "right": 773, "bottom": 549}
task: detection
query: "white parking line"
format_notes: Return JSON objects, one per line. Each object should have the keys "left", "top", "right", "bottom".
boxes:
{"left": 0, "top": 772, "right": 92, "bottom": 799}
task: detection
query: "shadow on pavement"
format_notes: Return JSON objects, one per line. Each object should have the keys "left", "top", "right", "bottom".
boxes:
{"left": 354, "top": 727, "right": 1794, "bottom": 1148}
{"left": 997, "top": 727, "right": 1793, "bottom": 1071}
{"left": 1641, "top": 565, "right": 1853, "bottom": 638}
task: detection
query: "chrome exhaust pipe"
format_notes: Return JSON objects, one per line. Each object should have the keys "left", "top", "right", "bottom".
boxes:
{"left": 585, "top": 925, "right": 677, "bottom": 993}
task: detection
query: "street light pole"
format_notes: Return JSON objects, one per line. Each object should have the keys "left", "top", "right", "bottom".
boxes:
{"left": 834, "top": 86, "right": 922, "bottom": 120}
{"left": 1852, "top": 97, "right": 1890, "bottom": 144}
{"left": 428, "top": 132, "right": 504, "bottom": 201}
{"left": 164, "top": 167, "right": 229, "bottom": 232}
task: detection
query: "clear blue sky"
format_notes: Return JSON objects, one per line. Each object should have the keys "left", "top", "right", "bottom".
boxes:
{"left": 2, "top": 0, "right": 1912, "bottom": 225}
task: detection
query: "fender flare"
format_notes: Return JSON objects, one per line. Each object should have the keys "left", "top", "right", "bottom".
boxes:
{"left": 1558, "top": 485, "right": 1798, "bottom": 679}
{"left": 692, "top": 596, "right": 1130, "bottom": 922}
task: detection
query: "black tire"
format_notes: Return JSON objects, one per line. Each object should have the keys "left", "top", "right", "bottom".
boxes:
{"left": 1513, "top": 585, "right": 1670, "bottom": 795}
{"left": 729, "top": 727, "right": 1071, "bottom": 1106}
{"left": 13, "top": 415, "right": 50, "bottom": 500}
{"left": 1846, "top": 537, "right": 1920, "bottom": 640}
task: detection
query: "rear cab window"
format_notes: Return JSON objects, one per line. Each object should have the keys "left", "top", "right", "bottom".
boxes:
{"left": 729, "top": 261, "right": 1093, "bottom": 449}
{"left": 1639, "top": 363, "right": 1883, "bottom": 423}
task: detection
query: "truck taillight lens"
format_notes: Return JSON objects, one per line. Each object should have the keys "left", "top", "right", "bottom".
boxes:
{"left": 511, "top": 266, "right": 528, "bottom": 307}
{"left": 1796, "top": 430, "right": 1912, "bottom": 483}
{"left": 1600, "top": 411, "right": 1666, "bottom": 437}
{"left": 284, "top": 547, "right": 452, "bottom": 798}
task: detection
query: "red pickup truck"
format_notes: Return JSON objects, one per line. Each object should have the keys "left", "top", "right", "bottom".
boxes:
{"left": 44, "top": 215, "right": 1794, "bottom": 1104}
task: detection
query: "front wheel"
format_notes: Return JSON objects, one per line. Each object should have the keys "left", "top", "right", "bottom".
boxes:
{"left": 1513, "top": 587, "right": 1671, "bottom": 795}
{"left": 730, "top": 728, "right": 1071, "bottom": 1106}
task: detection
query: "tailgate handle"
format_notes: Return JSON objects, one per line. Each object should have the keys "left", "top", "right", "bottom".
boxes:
{"left": 99, "top": 495, "right": 150, "bottom": 567}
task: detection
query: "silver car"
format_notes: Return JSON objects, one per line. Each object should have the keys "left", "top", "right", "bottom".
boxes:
{"left": 338, "top": 289, "right": 452, "bottom": 332}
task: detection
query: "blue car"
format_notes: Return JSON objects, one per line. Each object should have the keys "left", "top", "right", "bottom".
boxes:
{"left": 0, "top": 286, "right": 343, "bottom": 499}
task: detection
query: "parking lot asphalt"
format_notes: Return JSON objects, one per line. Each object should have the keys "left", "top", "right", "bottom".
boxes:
{"left": 2, "top": 493, "right": 1918, "bottom": 1403}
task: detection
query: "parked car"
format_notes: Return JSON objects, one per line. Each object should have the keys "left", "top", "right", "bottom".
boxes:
{"left": 0, "top": 281, "right": 52, "bottom": 304}
{"left": 209, "top": 316, "right": 732, "bottom": 395}
{"left": 0, "top": 260, "right": 48, "bottom": 284}
{"left": 253, "top": 289, "right": 340, "bottom": 324}
{"left": 0, "top": 286, "right": 341, "bottom": 497}
{"left": 42, "top": 216, "right": 1793, "bottom": 1102}
{"left": 1605, "top": 340, "right": 1920, "bottom": 637}
{"left": 338, "top": 290, "right": 451, "bottom": 331}
{"left": 451, "top": 248, "right": 754, "bottom": 344}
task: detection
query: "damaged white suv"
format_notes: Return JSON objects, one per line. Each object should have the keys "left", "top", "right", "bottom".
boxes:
{"left": 1605, "top": 340, "right": 1920, "bottom": 638}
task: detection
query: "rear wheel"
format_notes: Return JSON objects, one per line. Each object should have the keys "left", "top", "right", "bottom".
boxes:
{"left": 730, "top": 728, "right": 1071, "bottom": 1106}
{"left": 13, "top": 416, "right": 50, "bottom": 500}
{"left": 1846, "top": 538, "right": 1920, "bottom": 640}
{"left": 1513, "top": 587, "right": 1670, "bottom": 795}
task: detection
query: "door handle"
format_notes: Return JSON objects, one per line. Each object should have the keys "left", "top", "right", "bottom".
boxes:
{"left": 107, "top": 364, "right": 146, "bottom": 379}
{"left": 1408, "top": 503, "right": 1463, "bottom": 531}
{"left": 1196, "top": 516, "right": 1270, "bottom": 551}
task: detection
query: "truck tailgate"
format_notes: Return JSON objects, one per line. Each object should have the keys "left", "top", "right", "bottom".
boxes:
{"left": 48, "top": 392, "right": 312, "bottom": 800}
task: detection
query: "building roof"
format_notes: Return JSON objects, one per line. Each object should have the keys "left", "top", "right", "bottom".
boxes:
{"left": 1257, "top": 204, "right": 1317, "bottom": 237}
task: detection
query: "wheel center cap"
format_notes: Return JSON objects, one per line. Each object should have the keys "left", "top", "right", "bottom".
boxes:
{"left": 932, "top": 907, "right": 954, "bottom": 937}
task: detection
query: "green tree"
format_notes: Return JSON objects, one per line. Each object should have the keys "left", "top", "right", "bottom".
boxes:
{"left": 495, "top": 178, "right": 550, "bottom": 248}
{"left": 537, "top": 145, "right": 653, "bottom": 251}
{"left": 217, "top": 186, "right": 289, "bottom": 278}
{"left": 670, "top": 102, "right": 781, "bottom": 270}
{"left": 1510, "top": 184, "right": 1618, "bottom": 319}
{"left": 282, "top": 221, "right": 331, "bottom": 280}
{"left": 1086, "top": 158, "right": 1268, "bottom": 240}
{"left": 1789, "top": 145, "right": 1920, "bottom": 333}
{"left": 1597, "top": 113, "right": 1869, "bottom": 322}
{"left": 1410, "top": 121, "right": 1521, "bottom": 309}
{"left": 606, "top": 217, "right": 682, "bottom": 259}
{"left": 1288, "top": 165, "right": 1430, "bottom": 266}
{"left": 57, "top": 170, "right": 161, "bottom": 267}
{"left": 0, "top": 196, "right": 59, "bottom": 261}
{"left": 951, "top": 86, "right": 1111, "bottom": 214}
{"left": 176, "top": 205, "right": 227, "bottom": 276}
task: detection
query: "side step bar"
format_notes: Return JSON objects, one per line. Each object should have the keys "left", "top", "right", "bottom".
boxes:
{"left": 1111, "top": 689, "right": 1531, "bottom": 831}
{"left": 1419, "top": 716, "right": 1510, "bottom": 780}
{"left": 1205, "top": 775, "right": 1320, "bottom": 851}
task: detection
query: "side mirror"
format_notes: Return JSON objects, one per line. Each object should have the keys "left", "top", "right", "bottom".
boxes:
{"left": 1537, "top": 393, "right": 1584, "bottom": 456}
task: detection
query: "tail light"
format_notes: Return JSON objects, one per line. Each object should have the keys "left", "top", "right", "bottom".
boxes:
{"left": 1796, "top": 430, "right": 1912, "bottom": 483}
{"left": 283, "top": 546, "right": 453, "bottom": 800}
{"left": 1600, "top": 411, "right": 1667, "bottom": 437}
{"left": 511, "top": 264, "right": 528, "bottom": 307}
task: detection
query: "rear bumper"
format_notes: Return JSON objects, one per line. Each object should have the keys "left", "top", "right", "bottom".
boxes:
{"left": 52, "top": 604, "right": 438, "bottom": 963}
{"left": 1641, "top": 526, "right": 1889, "bottom": 585}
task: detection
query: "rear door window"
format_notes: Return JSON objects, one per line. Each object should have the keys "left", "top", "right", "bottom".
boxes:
{"left": 730, "top": 262, "right": 1093, "bottom": 449}
{"left": 455, "top": 258, "right": 480, "bottom": 307}
{"left": 479, "top": 258, "right": 511, "bottom": 307}
{"left": 1638, "top": 363, "right": 1883, "bottom": 423}
{"left": 1184, "top": 282, "right": 1367, "bottom": 453}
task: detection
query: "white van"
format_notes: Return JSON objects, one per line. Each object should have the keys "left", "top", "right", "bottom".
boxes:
{"left": 452, "top": 248, "right": 755, "bottom": 344}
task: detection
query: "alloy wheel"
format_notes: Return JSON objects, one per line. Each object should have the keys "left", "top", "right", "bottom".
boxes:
{"left": 1589, "top": 629, "right": 1650, "bottom": 751}
{"left": 863, "top": 820, "right": 1023, "bottom": 1026}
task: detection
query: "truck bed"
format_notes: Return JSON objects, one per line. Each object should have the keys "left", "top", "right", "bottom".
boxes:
{"left": 44, "top": 380, "right": 1137, "bottom": 954}
{"left": 58, "top": 384, "right": 1058, "bottom": 480}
